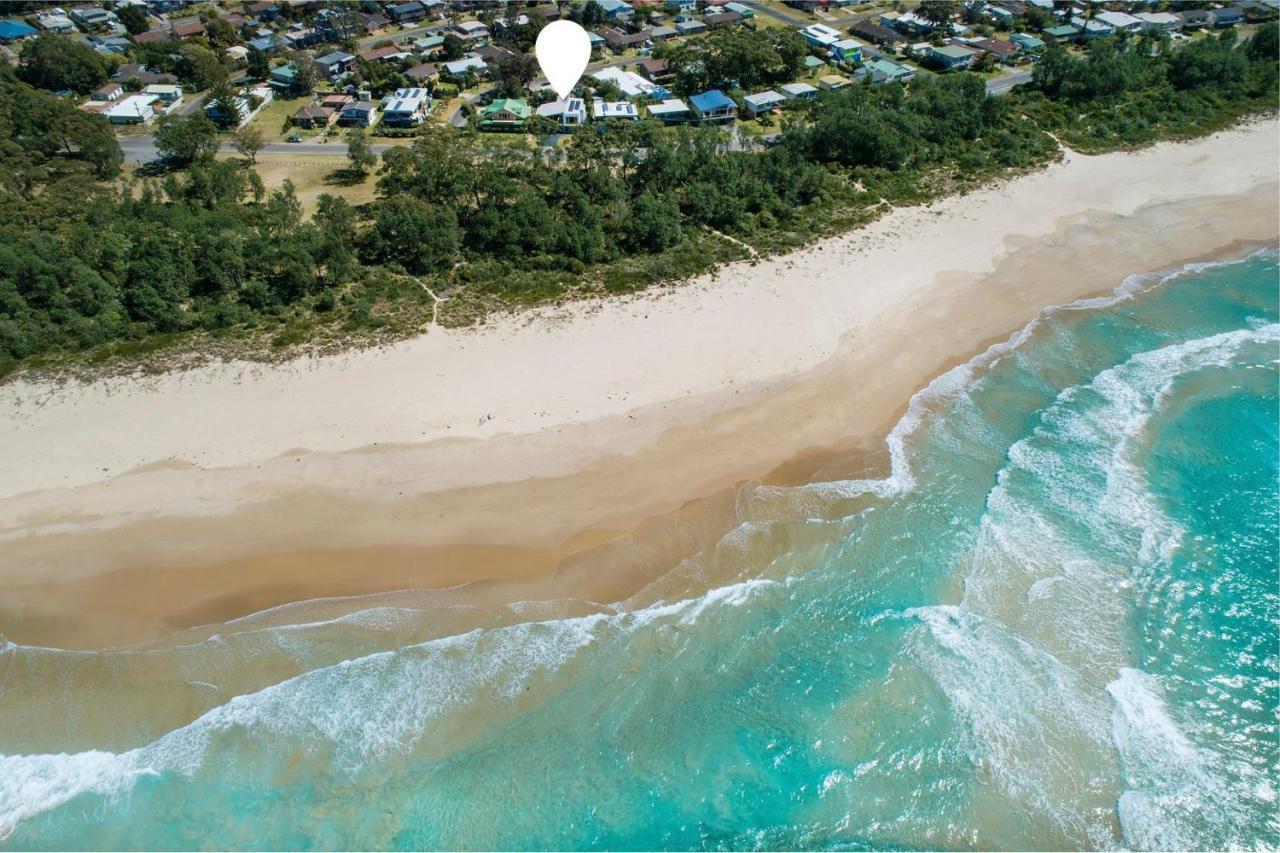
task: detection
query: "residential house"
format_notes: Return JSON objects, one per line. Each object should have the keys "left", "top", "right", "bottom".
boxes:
{"left": 638, "top": 58, "right": 672, "bottom": 84}
{"left": 105, "top": 94, "right": 159, "bottom": 125}
{"left": 405, "top": 62, "right": 438, "bottom": 84}
{"left": 269, "top": 63, "right": 300, "bottom": 90}
{"left": 291, "top": 104, "right": 334, "bottom": 128}
{"left": 647, "top": 97, "right": 690, "bottom": 122}
{"left": 664, "top": 0, "right": 697, "bottom": 10}
{"left": 282, "top": 25, "right": 324, "bottom": 49}
{"left": 724, "top": 2, "right": 755, "bottom": 16}
{"left": 862, "top": 57, "right": 915, "bottom": 83}
{"left": 592, "top": 65, "right": 663, "bottom": 98}
{"left": 851, "top": 20, "right": 903, "bottom": 47}
{"left": 596, "top": 0, "right": 635, "bottom": 20}
{"left": 704, "top": 11, "right": 745, "bottom": 28}
{"left": 535, "top": 97, "right": 588, "bottom": 127}
{"left": 929, "top": 43, "right": 976, "bottom": 70}
{"left": 387, "top": 1, "right": 428, "bottom": 24}
{"left": 971, "top": 38, "right": 1018, "bottom": 63}
{"left": 321, "top": 93, "right": 354, "bottom": 111}
{"left": 1042, "top": 24, "right": 1079, "bottom": 42}
{"left": 413, "top": 35, "right": 445, "bottom": 56}
{"left": 1177, "top": 8, "right": 1214, "bottom": 29}
{"left": 1071, "top": 16, "right": 1116, "bottom": 39}
{"left": 420, "top": 0, "right": 448, "bottom": 17}
{"left": 337, "top": 99, "right": 378, "bottom": 127}
{"left": 598, "top": 26, "right": 651, "bottom": 53}
{"left": 1010, "top": 32, "right": 1045, "bottom": 52}
{"left": 983, "top": 4, "right": 1015, "bottom": 25}
{"left": 801, "top": 22, "right": 842, "bottom": 49}
{"left": 593, "top": 98, "right": 639, "bottom": 120}
{"left": 359, "top": 45, "right": 411, "bottom": 64}
{"left": 674, "top": 20, "right": 707, "bottom": 35}
{"left": 742, "top": 90, "right": 785, "bottom": 117}
{"left": 132, "top": 29, "right": 173, "bottom": 44}
{"left": 246, "top": 2, "right": 280, "bottom": 21}
{"left": 69, "top": 7, "right": 117, "bottom": 29}
{"left": 1134, "top": 12, "right": 1180, "bottom": 33}
{"left": 443, "top": 55, "right": 487, "bottom": 77}
{"left": 1211, "top": 6, "right": 1245, "bottom": 27}
{"left": 316, "top": 51, "right": 356, "bottom": 79}
{"left": 479, "top": 98, "right": 532, "bottom": 129}
{"left": 1094, "top": 10, "right": 1143, "bottom": 33}
{"left": 91, "top": 82, "right": 124, "bottom": 101}
{"left": 819, "top": 73, "right": 850, "bottom": 90}
{"left": 35, "top": 10, "right": 76, "bottom": 33}
{"left": 357, "top": 12, "right": 390, "bottom": 31}
{"left": 142, "top": 83, "right": 182, "bottom": 107}
{"left": 881, "top": 11, "right": 934, "bottom": 35}
{"left": 474, "top": 44, "right": 513, "bottom": 64}
{"left": 534, "top": 4, "right": 563, "bottom": 20}
{"left": 830, "top": 37, "right": 863, "bottom": 63}
{"left": 649, "top": 25, "right": 678, "bottom": 41}
{"left": 803, "top": 54, "right": 827, "bottom": 71}
{"left": 689, "top": 89, "right": 736, "bottom": 123}
{"left": 226, "top": 45, "right": 250, "bottom": 62}
{"left": 380, "top": 87, "right": 431, "bottom": 127}
{"left": 452, "top": 20, "right": 489, "bottom": 40}
{"left": 779, "top": 81, "right": 818, "bottom": 100}
{"left": 170, "top": 20, "right": 206, "bottom": 40}
{"left": 248, "top": 33, "right": 287, "bottom": 53}
{"left": 0, "top": 20, "right": 39, "bottom": 42}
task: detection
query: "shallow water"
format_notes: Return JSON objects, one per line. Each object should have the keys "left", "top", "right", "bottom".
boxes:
{"left": 2, "top": 251, "right": 1277, "bottom": 850}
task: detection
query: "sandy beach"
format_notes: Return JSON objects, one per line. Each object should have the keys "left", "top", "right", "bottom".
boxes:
{"left": 1, "top": 120, "right": 1276, "bottom": 649}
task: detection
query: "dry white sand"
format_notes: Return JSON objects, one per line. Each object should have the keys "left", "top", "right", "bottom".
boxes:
{"left": 0, "top": 121, "right": 1276, "bottom": 648}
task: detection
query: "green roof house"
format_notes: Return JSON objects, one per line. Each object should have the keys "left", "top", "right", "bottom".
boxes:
{"left": 480, "top": 98, "right": 532, "bottom": 130}
{"left": 1042, "top": 24, "right": 1079, "bottom": 43}
{"left": 1011, "top": 32, "right": 1046, "bottom": 51}
{"left": 929, "top": 44, "right": 976, "bottom": 71}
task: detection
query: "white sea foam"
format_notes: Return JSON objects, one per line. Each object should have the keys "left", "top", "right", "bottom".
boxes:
{"left": 0, "top": 576, "right": 783, "bottom": 839}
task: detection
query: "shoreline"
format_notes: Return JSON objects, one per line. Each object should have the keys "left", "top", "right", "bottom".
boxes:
{"left": 1, "top": 121, "right": 1276, "bottom": 649}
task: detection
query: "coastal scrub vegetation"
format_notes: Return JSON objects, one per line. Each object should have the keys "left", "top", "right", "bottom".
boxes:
{"left": 0, "top": 24, "right": 1276, "bottom": 378}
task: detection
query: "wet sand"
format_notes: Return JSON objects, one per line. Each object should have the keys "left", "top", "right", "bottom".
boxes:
{"left": 1, "top": 122, "right": 1276, "bottom": 650}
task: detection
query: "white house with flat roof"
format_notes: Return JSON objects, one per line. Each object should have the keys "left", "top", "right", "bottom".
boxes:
{"left": 647, "top": 97, "right": 689, "bottom": 122}
{"left": 780, "top": 81, "right": 818, "bottom": 100}
{"left": 801, "top": 22, "right": 842, "bottom": 49}
{"left": 1094, "top": 10, "right": 1143, "bottom": 33}
{"left": 104, "top": 94, "right": 158, "bottom": 124}
{"left": 536, "top": 97, "right": 588, "bottom": 127}
{"left": 593, "top": 98, "right": 639, "bottom": 120}
{"left": 380, "top": 87, "right": 431, "bottom": 126}
{"left": 743, "top": 90, "right": 785, "bottom": 116}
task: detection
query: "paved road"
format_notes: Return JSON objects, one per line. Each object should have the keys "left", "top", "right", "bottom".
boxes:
{"left": 986, "top": 68, "right": 1033, "bottom": 95}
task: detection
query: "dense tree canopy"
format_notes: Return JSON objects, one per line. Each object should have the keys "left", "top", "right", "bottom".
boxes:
{"left": 660, "top": 28, "right": 807, "bottom": 95}
{"left": 17, "top": 32, "right": 109, "bottom": 95}
{"left": 0, "top": 25, "right": 1274, "bottom": 376}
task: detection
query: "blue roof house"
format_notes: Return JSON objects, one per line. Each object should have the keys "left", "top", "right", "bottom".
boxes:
{"left": 595, "top": 0, "right": 634, "bottom": 20}
{"left": 665, "top": 0, "right": 696, "bottom": 10}
{"left": 0, "top": 20, "right": 39, "bottom": 42}
{"left": 689, "top": 89, "right": 736, "bottom": 123}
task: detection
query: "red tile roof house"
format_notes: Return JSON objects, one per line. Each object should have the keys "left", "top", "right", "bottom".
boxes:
{"left": 358, "top": 45, "right": 408, "bottom": 64}
{"left": 597, "top": 27, "right": 651, "bottom": 53}
{"left": 170, "top": 20, "right": 206, "bottom": 39}
{"left": 131, "top": 28, "right": 173, "bottom": 44}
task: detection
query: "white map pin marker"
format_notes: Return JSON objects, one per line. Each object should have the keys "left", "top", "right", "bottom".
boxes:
{"left": 536, "top": 20, "right": 591, "bottom": 100}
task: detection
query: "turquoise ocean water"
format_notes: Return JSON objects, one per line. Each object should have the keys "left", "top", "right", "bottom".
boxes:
{"left": 1, "top": 250, "right": 1277, "bottom": 850}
